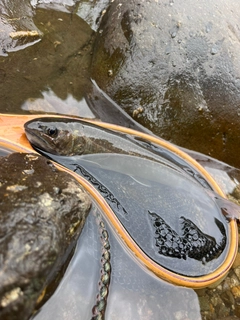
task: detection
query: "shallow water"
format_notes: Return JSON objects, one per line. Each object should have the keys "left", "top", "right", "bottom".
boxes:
{"left": 0, "top": 3, "right": 95, "bottom": 117}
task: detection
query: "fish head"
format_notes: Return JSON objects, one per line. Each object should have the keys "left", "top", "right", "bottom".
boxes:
{"left": 24, "top": 118, "right": 87, "bottom": 156}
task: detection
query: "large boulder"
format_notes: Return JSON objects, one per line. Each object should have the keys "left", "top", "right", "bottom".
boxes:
{"left": 0, "top": 153, "right": 91, "bottom": 320}
{"left": 91, "top": 0, "right": 240, "bottom": 168}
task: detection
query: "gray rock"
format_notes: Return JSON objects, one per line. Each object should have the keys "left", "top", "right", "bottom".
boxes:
{"left": 91, "top": 0, "right": 240, "bottom": 168}
{"left": 0, "top": 153, "right": 91, "bottom": 320}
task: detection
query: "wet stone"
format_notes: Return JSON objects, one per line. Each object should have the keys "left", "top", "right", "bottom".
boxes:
{"left": 0, "top": 153, "right": 91, "bottom": 320}
{"left": 91, "top": 0, "right": 240, "bottom": 168}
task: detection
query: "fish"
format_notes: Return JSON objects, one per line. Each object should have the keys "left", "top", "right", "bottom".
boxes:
{"left": 24, "top": 117, "right": 169, "bottom": 159}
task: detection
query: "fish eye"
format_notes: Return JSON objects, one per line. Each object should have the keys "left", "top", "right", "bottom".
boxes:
{"left": 47, "top": 127, "right": 58, "bottom": 137}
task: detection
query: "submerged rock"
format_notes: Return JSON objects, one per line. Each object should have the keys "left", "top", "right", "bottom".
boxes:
{"left": 91, "top": 0, "right": 240, "bottom": 168}
{"left": 0, "top": 7, "right": 94, "bottom": 114}
{"left": 0, "top": 0, "right": 79, "bottom": 56}
{"left": 0, "top": 153, "right": 91, "bottom": 320}
{"left": 0, "top": 0, "right": 41, "bottom": 56}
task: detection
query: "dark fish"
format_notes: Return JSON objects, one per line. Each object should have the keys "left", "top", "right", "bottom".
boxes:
{"left": 24, "top": 117, "right": 171, "bottom": 161}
